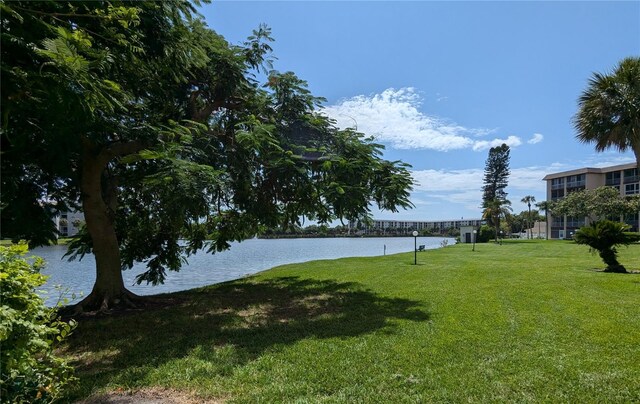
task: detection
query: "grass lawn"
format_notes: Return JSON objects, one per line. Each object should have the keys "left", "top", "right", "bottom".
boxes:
{"left": 0, "top": 238, "right": 72, "bottom": 246}
{"left": 62, "top": 240, "right": 640, "bottom": 402}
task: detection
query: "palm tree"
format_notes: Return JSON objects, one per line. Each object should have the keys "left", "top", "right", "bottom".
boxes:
{"left": 482, "top": 198, "right": 512, "bottom": 243}
{"left": 574, "top": 57, "right": 640, "bottom": 167}
{"left": 536, "top": 200, "right": 552, "bottom": 240}
{"left": 574, "top": 220, "right": 640, "bottom": 273}
{"left": 521, "top": 195, "right": 536, "bottom": 239}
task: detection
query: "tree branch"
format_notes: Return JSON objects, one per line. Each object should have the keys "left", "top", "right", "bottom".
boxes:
{"left": 84, "top": 138, "right": 147, "bottom": 169}
{"left": 107, "top": 140, "right": 147, "bottom": 158}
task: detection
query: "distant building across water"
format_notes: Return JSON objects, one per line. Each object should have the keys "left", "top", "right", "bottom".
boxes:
{"left": 55, "top": 210, "right": 84, "bottom": 237}
{"left": 352, "top": 218, "right": 484, "bottom": 236}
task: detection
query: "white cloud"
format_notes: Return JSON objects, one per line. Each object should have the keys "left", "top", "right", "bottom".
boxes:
{"left": 583, "top": 154, "right": 635, "bottom": 168}
{"left": 322, "top": 88, "right": 510, "bottom": 152}
{"left": 412, "top": 168, "right": 482, "bottom": 192}
{"left": 411, "top": 168, "right": 484, "bottom": 211}
{"left": 509, "top": 167, "right": 549, "bottom": 192}
{"left": 409, "top": 165, "right": 552, "bottom": 213}
{"left": 472, "top": 135, "right": 523, "bottom": 151}
{"left": 528, "top": 133, "right": 544, "bottom": 144}
{"left": 376, "top": 158, "right": 637, "bottom": 220}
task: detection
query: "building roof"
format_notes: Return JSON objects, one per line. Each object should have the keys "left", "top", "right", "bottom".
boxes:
{"left": 542, "top": 162, "right": 636, "bottom": 181}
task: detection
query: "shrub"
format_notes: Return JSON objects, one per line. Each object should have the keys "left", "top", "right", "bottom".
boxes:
{"left": 477, "top": 225, "right": 495, "bottom": 243}
{"left": 0, "top": 243, "right": 76, "bottom": 402}
{"left": 573, "top": 220, "right": 640, "bottom": 273}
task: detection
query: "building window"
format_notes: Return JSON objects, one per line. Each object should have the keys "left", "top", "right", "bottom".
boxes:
{"left": 624, "top": 168, "right": 638, "bottom": 183}
{"left": 551, "top": 189, "right": 565, "bottom": 200}
{"left": 551, "top": 178, "right": 564, "bottom": 189}
{"left": 566, "top": 217, "right": 585, "bottom": 228}
{"left": 606, "top": 171, "right": 621, "bottom": 186}
{"left": 625, "top": 183, "right": 639, "bottom": 195}
{"left": 625, "top": 213, "right": 639, "bottom": 232}
{"left": 566, "top": 174, "right": 585, "bottom": 189}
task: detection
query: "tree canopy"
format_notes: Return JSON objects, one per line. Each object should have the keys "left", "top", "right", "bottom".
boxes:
{"left": 1, "top": 1, "right": 414, "bottom": 312}
{"left": 520, "top": 195, "right": 536, "bottom": 239}
{"left": 574, "top": 220, "right": 640, "bottom": 273}
{"left": 481, "top": 144, "right": 511, "bottom": 241}
{"left": 548, "top": 186, "right": 640, "bottom": 223}
{"left": 574, "top": 57, "right": 640, "bottom": 167}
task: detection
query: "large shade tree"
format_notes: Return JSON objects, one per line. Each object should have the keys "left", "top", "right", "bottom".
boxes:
{"left": 574, "top": 57, "right": 640, "bottom": 166}
{"left": 1, "top": 1, "right": 414, "bottom": 312}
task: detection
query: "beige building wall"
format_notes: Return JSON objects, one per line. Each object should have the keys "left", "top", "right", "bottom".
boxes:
{"left": 543, "top": 163, "right": 638, "bottom": 239}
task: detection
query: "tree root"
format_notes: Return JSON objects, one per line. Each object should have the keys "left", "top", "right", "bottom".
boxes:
{"left": 60, "top": 288, "right": 150, "bottom": 317}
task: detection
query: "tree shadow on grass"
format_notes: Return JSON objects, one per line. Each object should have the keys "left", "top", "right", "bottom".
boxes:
{"left": 63, "top": 276, "right": 429, "bottom": 398}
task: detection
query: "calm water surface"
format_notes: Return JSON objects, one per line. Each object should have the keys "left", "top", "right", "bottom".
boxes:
{"left": 33, "top": 237, "right": 453, "bottom": 306}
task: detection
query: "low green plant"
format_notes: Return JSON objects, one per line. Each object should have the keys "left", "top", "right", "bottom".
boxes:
{"left": 573, "top": 220, "right": 640, "bottom": 272}
{"left": 477, "top": 224, "right": 495, "bottom": 243}
{"left": 0, "top": 243, "right": 76, "bottom": 402}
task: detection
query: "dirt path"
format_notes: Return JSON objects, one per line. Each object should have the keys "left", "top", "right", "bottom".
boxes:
{"left": 76, "top": 388, "right": 224, "bottom": 404}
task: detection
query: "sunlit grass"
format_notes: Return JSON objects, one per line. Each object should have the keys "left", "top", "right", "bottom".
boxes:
{"left": 63, "top": 240, "right": 640, "bottom": 402}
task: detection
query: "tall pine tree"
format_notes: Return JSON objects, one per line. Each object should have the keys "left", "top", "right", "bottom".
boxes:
{"left": 481, "top": 144, "right": 511, "bottom": 241}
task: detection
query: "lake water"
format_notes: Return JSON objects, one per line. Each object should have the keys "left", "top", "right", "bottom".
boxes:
{"left": 33, "top": 236, "right": 453, "bottom": 306}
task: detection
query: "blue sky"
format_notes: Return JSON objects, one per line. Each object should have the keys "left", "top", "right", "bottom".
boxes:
{"left": 201, "top": 1, "right": 640, "bottom": 221}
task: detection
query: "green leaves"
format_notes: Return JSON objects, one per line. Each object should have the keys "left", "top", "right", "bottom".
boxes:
{"left": 0, "top": 243, "right": 76, "bottom": 402}
{"left": 1, "top": 0, "right": 415, "bottom": 300}
{"left": 38, "top": 33, "right": 90, "bottom": 74}
{"left": 574, "top": 220, "right": 640, "bottom": 272}
{"left": 482, "top": 144, "right": 511, "bottom": 234}
{"left": 574, "top": 57, "right": 640, "bottom": 159}
{"left": 550, "top": 186, "right": 640, "bottom": 221}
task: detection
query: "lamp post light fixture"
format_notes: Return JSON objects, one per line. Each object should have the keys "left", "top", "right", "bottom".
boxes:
{"left": 412, "top": 230, "right": 419, "bottom": 265}
{"left": 472, "top": 229, "right": 477, "bottom": 252}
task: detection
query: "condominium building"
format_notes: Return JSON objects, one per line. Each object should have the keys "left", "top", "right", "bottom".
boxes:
{"left": 543, "top": 162, "right": 639, "bottom": 239}
{"left": 54, "top": 210, "right": 85, "bottom": 237}
{"left": 353, "top": 218, "right": 484, "bottom": 235}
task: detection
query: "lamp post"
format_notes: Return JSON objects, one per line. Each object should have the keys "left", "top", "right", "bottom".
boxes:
{"left": 500, "top": 230, "right": 504, "bottom": 245}
{"left": 412, "top": 230, "right": 419, "bottom": 265}
{"left": 472, "top": 229, "right": 477, "bottom": 252}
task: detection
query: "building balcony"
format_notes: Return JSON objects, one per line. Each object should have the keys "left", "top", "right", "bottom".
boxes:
{"left": 566, "top": 181, "right": 585, "bottom": 188}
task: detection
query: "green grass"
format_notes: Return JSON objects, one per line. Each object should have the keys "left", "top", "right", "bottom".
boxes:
{"left": 62, "top": 240, "right": 640, "bottom": 402}
{"left": 0, "top": 238, "right": 72, "bottom": 246}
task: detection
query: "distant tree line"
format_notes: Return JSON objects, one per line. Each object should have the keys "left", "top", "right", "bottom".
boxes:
{"left": 258, "top": 224, "right": 461, "bottom": 238}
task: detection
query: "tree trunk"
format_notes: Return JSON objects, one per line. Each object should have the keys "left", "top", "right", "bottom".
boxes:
{"left": 599, "top": 248, "right": 627, "bottom": 273}
{"left": 528, "top": 204, "right": 532, "bottom": 240}
{"left": 71, "top": 140, "right": 142, "bottom": 313}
